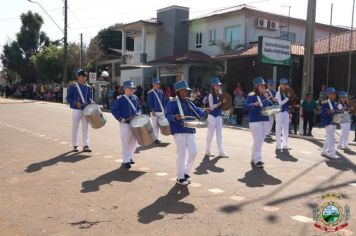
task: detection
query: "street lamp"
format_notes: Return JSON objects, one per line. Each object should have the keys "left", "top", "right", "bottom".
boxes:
{"left": 27, "top": 0, "right": 63, "bottom": 33}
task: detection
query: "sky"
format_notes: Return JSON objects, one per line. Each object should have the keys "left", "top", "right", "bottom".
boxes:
{"left": 0, "top": 0, "right": 355, "bottom": 50}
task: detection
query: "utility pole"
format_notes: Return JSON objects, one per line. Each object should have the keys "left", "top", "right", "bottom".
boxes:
{"left": 282, "top": 5, "right": 291, "bottom": 40}
{"left": 347, "top": 0, "right": 355, "bottom": 95}
{"left": 63, "top": 0, "right": 68, "bottom": 103}
{"left": 80, "top": 33, "right": 83, "bottom": 68}
{"left": 302, "top": 0, "right": 316, "bottom": 98}
{"left": 326, "top": 3, "right": 333, "bottom": 87}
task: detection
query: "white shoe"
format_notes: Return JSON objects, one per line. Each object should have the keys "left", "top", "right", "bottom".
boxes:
{"left": 321, "top": 152, "right": 329, "bottom": 157}
{"left": 344, "top": 146, "right": 351, "bottom": 151}
{"left": 329, "top": 154, "right": 340, "bottom": 159}
{"left": 205, "top": 152, "right": 214, "bottom": 157}
{"left": 176, "top": 178, "right": 189, "bottom": 186}
{"left": 218, "top": 153, "right": 229, "bottom": 158}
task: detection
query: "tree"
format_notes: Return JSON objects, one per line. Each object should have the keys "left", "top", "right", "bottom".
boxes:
{"left": 1, "top": 11, "right": 49, "bottom": 83}
{"left": 30, "top": 45, "right": 62, "bottom": 83}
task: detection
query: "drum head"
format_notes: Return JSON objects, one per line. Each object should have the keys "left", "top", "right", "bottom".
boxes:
{"left": 83, "top": 103, "right": 98, "bottom": 116}
{"left": 158, "top": 116, "right": 169, "bottom": 126}
{"left": 131, "top": 115, "right": 150, "bottom": 128}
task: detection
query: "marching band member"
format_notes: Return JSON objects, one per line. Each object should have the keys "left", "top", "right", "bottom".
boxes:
{"left": 66, "top": 69, "right": 93, "bottom": 153}
{"left": 111, "top": 81, "right": 140, "bottom": 169}
{"left": 245, "top": 77, "right": 270, "bottom": 168}
{"left": 147, "top": 77, "right": 166, "bottom": 144}
{"left": 337, "top": 91, "right": 352, "bottom": 150}
{"left": 166, "top": 80, "right": 210, "bottom": 185}
{"left": 265, "top": 79, "right": 277, "bottom": 139}
{"left": 205, "top": 77, "right": 228, "bottom": 158}
{"left": 321, "top": 87, "right": 340, "bottom": 159}
{"left": 275, "top": 78, "right": 291, "bottom": 151}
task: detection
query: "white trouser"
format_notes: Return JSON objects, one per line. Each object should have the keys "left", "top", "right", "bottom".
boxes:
{"left": 339, "top": 123, "right": 351, "bottom": 148}
{"left": 120, "top": 123, "right": 137, "bottom": 163}
{"left": 72, "top": 109, "right": 89, "bottom": 147}
{"left": 265, "top": 115, "right": 275, "bottom": 136}
{"left": 322, "top": 124, "right": 336, "bottom": 155}
{"left": 249, "top": 121, "right": 268, "bottom": 164}
{"left": 150, "top": 112, "right": 163, "bottom": 139}
{"left": 205, "top": 115, "right": 224, "bottom": 155}
{"left": 275, "top": 111, "right": 289, "bottom": 149}
{"left": 174, "top": 133, "right": 197, "bottom": 179}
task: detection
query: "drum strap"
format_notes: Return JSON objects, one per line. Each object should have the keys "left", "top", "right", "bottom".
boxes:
{"left": 176, "top": 96, "right": 185, "bottom": 117}
{"left": 75, "top": 83, "right": 86, "bottom": 104}
{"left": 328, "top": 99, "right": 334, "bottom": 110}
{"left": 123, "top": 95, "right": 137, "bottom": 113}
{"left": 152, "top": 89, "right": 164, "bottom": 113}
{"left": 256, "top": 96, "right": 263, "bottom": 107}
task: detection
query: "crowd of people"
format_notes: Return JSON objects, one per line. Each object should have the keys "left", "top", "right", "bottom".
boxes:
{"left": 0, "top": 83, "right": 63, "bottom": 102}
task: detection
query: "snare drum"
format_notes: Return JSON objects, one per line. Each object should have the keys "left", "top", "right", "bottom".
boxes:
{"left": 130, "top": 115, "right": 157, "bottom": 146}
{"left": 83, "top": 103, "right": 107, "bottom": 129}
{"left": 158, "top": 115, "right": 171, "bottom": 136}
{"left": 261, "top": 105, "right": 281, "bottom": 116}
{"left": 183, "top": 119, "right": 208, "bottom": 128}
{"left": 332, "top": 113, "right": 343, "bottom": 124}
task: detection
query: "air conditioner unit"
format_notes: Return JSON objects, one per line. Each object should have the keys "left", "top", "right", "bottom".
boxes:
{"left": 256, "top": 18, "right": 268, "bottom": 29}
{"left": 269, "top": 20, "right": 279, "bottom": 31}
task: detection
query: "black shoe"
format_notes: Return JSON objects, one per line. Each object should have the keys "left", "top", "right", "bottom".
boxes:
{"left": 73, "top": 146, "right": 78, "bottom": 152}
{"left": 154, "top": 140, "right": 162, "bottom": 144}
{"left": 83, "top": 146, "right": 92, "bottom": 152}
{"left": 123, "top": 162, "right": 131, "bottom": 169}
{"left": 176, "top": 178, "right": 189, "bottom": 186}
{"left": 130, "top": 159, "right": 135, "bottom": 164}
{"left": 184, "top": 174, "right": 191, "bottom": 184}
{"left": 255, "top": 162, "right": 264, "bottom": 168}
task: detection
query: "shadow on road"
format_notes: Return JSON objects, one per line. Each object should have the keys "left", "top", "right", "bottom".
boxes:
{"left": 194, "top": 154, "right": 226, "bottom": 175}
{"left": 25, "top": 151, "right": 90, "bottom": 173}
{"left": 238, "top": 163, "right": 282, "bottom": 188}
{"left": 137, "top": 184, "right": 195, "bottom": 224}
{"left": 134, "top": 142, "right": 170, "bottom": 153}
{"left": 275, "top": 150, "right": 298, "bottom": 162}
{"left": 81, "top": 166, "right": 145, "bottom": 193}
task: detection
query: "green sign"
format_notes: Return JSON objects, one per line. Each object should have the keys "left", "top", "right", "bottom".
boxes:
{"left": 258, "top": 36, "right": 291, "bottom": 66}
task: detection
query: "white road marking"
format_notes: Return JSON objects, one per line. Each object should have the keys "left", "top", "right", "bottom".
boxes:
{"left": 104, "top": 155, "right": 114, "bottom": 159}
{"left": 300, "top": 151, "right": 311, "bottom": 155}
{"left": 139, "top": 167, "right": 150, "bottom": 171}
{"left": 38, "top": 134, "right": 46, "bottom": 137}
{"left": 60, "top": 141, "right": 68, "bottom": 145}
{"left": 170, "top": 177, "right": 176, "bottom": 181}
{"left": 190, "top": 182, "right": 202, "bottom": 188}
{"left": 290, "top": 215, "right": 313, "bottom": 223}
{"left": 348, "top": 183, "right": 356, "bottom": 187}
{"left": 339, "top": 229, "right": 354, "bottom": 235}
{"left": 208, "top": 188, "right": 224, "bottom": 194}
{"left": 230, "top": 195, "right": 246, "bottom": 202}
{"left": 262, "top": 206, "right": 280, "bottom": 212}
{"left": 114, "top": 159, "right": 122, "bottom": 163}
{"left": 156, "top": 172, "right": 168, "bottom": 176}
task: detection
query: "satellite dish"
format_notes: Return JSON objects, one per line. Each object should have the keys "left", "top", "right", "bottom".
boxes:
{"left": 100, "top": 71, "right": 109, "bottom": 78}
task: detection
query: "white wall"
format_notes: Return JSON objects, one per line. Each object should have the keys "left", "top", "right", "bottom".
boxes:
{"left": 188, "top": 11, "right": 344, "bottom": 57}
{"left": 133, "top": 32, "right": 156, "bottom": 62}
{"left": 121, "top": 69, "right": 143, "bottom": 86}
{"left": 188, "top": 14, "right": 246, "bottom": 56}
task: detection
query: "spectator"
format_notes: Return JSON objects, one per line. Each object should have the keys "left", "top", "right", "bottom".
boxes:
{"left": 233, "top": 90, "right": 245, "bottom": 125}
{"left": 301, "top": 93, "right": 317, "bottom": 136}
{"left": 233, "top": 82, "right": 243, "bottom": 97}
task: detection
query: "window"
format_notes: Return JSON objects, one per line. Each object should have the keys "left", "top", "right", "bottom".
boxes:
{"left": 209, "top": 29, "right": 216, "bottom": 45}
{"left": 280, "top": 31, "right": 296, "bottom": 43}
{"left": 224, "top": 25, "right": 241, "bottom": 47}
{"left": 195, "top": 32, "right": 202, "bottom": 48}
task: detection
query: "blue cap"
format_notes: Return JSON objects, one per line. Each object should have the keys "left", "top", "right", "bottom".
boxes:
{"left": 174, "top": 80, "right": 191, "bottom": 91}
{"left": 123, "top": 80, "right": 135, "bottom": 88}
{"left": 279, "top": 78, "right": 289, "bottom": 84}
{"left": 152, "top": 77, "right": 160, "bottom": 84}
{"left": 325, "top": 87, "right": 337, "bottom": 95}
{"left": 76, "top": 69, "right": 87, "bottom": 77}
{"left": 253, "top": 77, "right": 266, "bottom": 87}
{"left": 338, "top": 91, "right": 348, "bottom": 97}
{"left": 210, "top": 77, "right": 222, "bottom": 86}
{"left": 268, "top": 79, "right": 275, "bottom": 85}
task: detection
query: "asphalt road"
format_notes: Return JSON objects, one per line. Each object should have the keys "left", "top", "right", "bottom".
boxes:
{"left": 0, "top": 98, "right": 355, "bottom": 236}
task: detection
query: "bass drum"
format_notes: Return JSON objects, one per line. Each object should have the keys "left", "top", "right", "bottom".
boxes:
{"left": 158, "top": 116, "right": 171, "bottom": 136}
{"left": 131, "top": 115, "right": 157, "bottom": 146}
{"left": 83, "top": 103, "right": 107, "bottom": 129}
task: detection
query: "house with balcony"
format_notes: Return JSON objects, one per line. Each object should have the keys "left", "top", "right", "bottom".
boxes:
{"left": 114, "top": 4, "right": 347, "bottom": 88}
